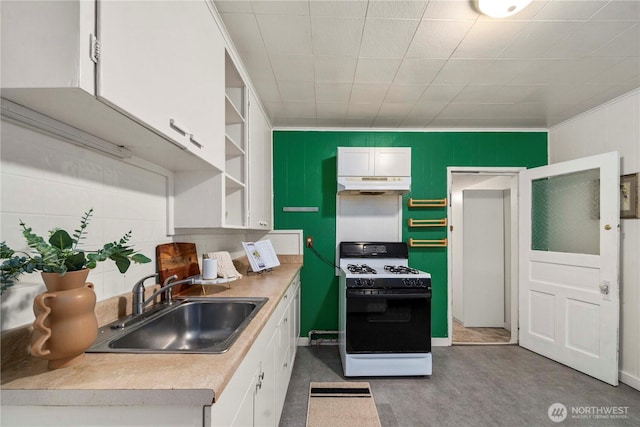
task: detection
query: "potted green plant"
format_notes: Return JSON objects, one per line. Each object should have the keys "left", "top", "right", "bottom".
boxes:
{"left": 1, "top": 208, "right": 152, "bottom": 294}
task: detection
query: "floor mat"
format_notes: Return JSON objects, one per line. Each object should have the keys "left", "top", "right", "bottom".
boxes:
{"left": 306, "top": 381, "right": 382, "bottom": 427}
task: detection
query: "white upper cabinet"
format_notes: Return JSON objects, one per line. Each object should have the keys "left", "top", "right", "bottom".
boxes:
{"left": 97, "top": 0, "right": 225, "bottom": 171}
{"left": 337, "top": 147, "right": 375, "bottom": 176}
{"left": 223, "top": 51, "right": 248, "bottom": 228}
{"left": 0, "top": 0, "right": 220, "bottom": 172}
{"left": 2, "top": 0, "right": 273, "bottom": 230}
{"left": 338, "top": 147, "right": 411, "bottom": 177}
{"left": 374, "top": 148, "right": 412, "bottom": 177}
{"left": 173, "top": 50, "right": 252, "bottom": 229}
{"left": 248, "top": 89, "right": 273, "bottom": 230}
{"left": 1, "top": 0, "right": 95, "bottom": 95}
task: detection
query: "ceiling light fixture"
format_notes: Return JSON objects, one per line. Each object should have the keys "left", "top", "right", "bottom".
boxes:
{"left": 476, "top": 0, "right": 533, "bottom": 18}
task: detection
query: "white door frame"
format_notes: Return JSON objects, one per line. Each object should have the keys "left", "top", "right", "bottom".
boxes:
{"left": 446, "top": 167, "right": 525, "bottom": 345}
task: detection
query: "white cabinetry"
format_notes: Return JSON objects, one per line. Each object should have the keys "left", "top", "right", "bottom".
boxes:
{"left": 337, "top": 147, "right": 411, "bottom": 177}
{"left": 173, "top": 51, "right": 249, "bottom": 229}
{"left": 231, "top": 332, "right": 276, "bottom": 427}
{"left": 2, "top": 0, "right": 272, "bottom": 230}
{"left": 97, "top": 0, "right": 225, "bottom": 171}
{"left": 275, "top": 275, "right": 300, "bottom": 425}
{"left": 0, "top": 0, "right": 219, "bottom": 172}
{"left": 174, "top": 56, "right": 274, "bottom": 230}
{"left": 337, "top": 147, "right": 375, "bottom": 176}
{"left": 211, "top": 273, "right": 300, "bottom": 427}
{"left": 253, "top": 332, "right": 277, "bottom": 427}
{"left": 1, "top": 1, "right": 95, "bottom": 95}
{"left": 248, "top": 89, "right": 273, "bottom": 230}
{"left": 223, "top": 52, "right": 248, "bottom": 228}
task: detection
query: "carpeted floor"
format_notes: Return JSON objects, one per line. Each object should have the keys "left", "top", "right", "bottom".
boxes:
{"left": 279, "top": 345, "right": 640, "bottom": 427}
{"left": 452, "top": 319, "right": 511, "bottom": 344}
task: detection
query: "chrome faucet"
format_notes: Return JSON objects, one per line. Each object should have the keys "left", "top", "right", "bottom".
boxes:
{"left": 132, "top": 274, "right": 197, "bottom": 315}
{"left": 131, "top": 273, "right": 159, "bottom": 316}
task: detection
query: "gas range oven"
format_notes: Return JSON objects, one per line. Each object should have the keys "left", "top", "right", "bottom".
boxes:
{"left": 338, "top": 242, "right": 432, "bottom": 377}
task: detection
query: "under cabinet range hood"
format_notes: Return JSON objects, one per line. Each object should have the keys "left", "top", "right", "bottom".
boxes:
{"left": 337, "top": 176, "right": 411, "bottom": 195}
{"left": 337, "top": 147, "right": 411, "bottom": 195}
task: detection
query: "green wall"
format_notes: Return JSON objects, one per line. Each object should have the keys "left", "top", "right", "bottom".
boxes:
{"left": 273, "top": 131, "right": 547, "bottom": 338}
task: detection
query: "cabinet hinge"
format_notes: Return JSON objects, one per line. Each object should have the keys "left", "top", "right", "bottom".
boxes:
{"left": 90, "top": 34, "right": 101, "bottom": 64}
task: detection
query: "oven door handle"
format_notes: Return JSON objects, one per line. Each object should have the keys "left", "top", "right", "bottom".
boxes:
{"left": 347, "top": 291, "right": 431, "bottom": 299}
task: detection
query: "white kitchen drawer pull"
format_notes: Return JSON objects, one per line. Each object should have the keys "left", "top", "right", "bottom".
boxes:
{"left": 169, "top": 118, "right": 190, "bottom": 136}
{"left": 189, "top": 134, "right": 203, "bottom": 149}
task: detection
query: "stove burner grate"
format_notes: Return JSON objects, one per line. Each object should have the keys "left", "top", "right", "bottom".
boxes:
{"left": 347, "top": 264, "right": 377, "bottom": 274}
{"left": 384, "top": 265, "right": 420, "bottom": 274}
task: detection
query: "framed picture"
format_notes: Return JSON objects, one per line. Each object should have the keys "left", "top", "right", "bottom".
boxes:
{"left": 620, "top": 173, "right": 639, "bottom": 219}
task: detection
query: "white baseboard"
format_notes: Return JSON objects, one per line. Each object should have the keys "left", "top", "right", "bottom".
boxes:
{"left": 298, "top": 337, "right": 451, "bottom": 347}
{"left": 298, "top": 337, "right": 310, "bottom": 346}
{"left": 619, "top": 370, "right": 640, "bottom": 391}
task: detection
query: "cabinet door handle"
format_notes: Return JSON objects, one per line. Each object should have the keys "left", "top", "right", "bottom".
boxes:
{"left": 189, "top": 134, "right": 203, "bottom": 149}
{"left": 169, "top": 118, "right": 190, "bottom": 136}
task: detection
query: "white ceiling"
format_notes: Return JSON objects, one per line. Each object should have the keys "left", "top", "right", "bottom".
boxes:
{"left": 214, "top": 0, "right": 640, "bottom": 129}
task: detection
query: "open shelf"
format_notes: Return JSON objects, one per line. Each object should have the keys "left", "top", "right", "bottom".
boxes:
{"left": 225, "top": 95, "right": 245, "bottom": 125}
{"left": 225, "top": 173, "right": 245, "bottom": 190}
{"left": 225, "top": 133, "right": 245, "bottom": 158}
{"left": 223, "top": 48, "right": 247, "bottom": 229}
{"left": 408, "top": 198, "right": 447, "bottom": 208}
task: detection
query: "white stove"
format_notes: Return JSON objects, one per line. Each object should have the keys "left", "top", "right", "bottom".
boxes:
{"left": 338, "top": 242, "right": 432, "bottom": 377}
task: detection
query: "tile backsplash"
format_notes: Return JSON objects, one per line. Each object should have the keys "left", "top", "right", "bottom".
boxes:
{"left": 0, "top": 118, "right": 297, "bottom": 332}
{"left": 1, "top": 119, "right": 169, "bottom": 330}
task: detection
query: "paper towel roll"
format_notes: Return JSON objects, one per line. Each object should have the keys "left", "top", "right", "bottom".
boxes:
{"left": 202, "top": 258, "right": 218, "bottom": 280}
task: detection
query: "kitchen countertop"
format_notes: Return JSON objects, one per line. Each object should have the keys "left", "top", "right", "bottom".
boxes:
{"left": 0, "top": 262, "right": 302, "bottom": 407}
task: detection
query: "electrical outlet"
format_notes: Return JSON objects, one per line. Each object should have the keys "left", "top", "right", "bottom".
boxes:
{"left": 306, "top": 236, "right": 313, "bottom": 248}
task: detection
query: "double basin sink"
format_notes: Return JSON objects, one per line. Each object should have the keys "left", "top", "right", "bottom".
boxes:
{"left": 88, "top": 297, "right": 268, "bottom": 354}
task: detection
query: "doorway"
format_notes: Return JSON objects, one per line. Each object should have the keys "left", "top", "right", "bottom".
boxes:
{"left": 447, "top": 168, "right": 523, "bottom": 345}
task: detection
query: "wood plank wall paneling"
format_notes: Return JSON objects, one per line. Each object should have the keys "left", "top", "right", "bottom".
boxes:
{"left": 273, "top": 131, "right": 548, "bottom": 338}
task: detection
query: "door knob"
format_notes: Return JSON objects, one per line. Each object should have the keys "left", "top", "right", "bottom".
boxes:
{"left": 604, "top": 224, "right": 612, "bottom": 230}
{"left": 599, "top": 282, "right": 610, "bottom": 295}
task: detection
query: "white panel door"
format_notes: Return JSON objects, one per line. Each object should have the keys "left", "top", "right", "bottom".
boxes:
{"left": 519, "top": 151, "right": 620, "bottom": 385}
{"left": 463, "top": 190, "right": 505, "bottom": 327}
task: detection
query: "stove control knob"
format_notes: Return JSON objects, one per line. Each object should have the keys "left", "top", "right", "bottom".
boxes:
{"left": 355, "top": 279, "right": 371, "bottom": 288}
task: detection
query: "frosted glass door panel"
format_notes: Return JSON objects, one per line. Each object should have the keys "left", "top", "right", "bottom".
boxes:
{"left": 531, "top": 168, "right": 599, "bottom": 255}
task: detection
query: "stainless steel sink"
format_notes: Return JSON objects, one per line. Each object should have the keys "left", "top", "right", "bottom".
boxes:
{"left": 87, "top": 297, "right": 268, "bottom": 354}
